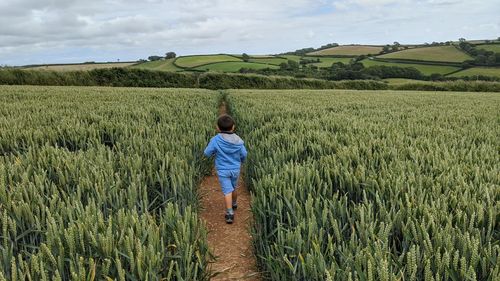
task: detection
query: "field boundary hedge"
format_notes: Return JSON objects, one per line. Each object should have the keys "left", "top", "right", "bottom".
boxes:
{"left": 389, "top": 80, "right": 500, "bottom": 92}
{"left": 0, "top": 68, "right": 389, "bottom": 90}
{"left": 2, "top": 68, "right": 499, "bottom": 91}
{"left": 21, "top": 61, "right": 140, "bottom": 69}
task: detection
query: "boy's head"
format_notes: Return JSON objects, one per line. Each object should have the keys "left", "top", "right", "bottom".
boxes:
{"left": 217, "top": 114, "right": 235, "bottom": 132}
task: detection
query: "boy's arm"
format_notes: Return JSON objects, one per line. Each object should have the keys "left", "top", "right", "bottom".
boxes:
{"left": 204, "top": 138, "right": 216, "bottom": 157}
{"left": 240, "top": 144, "right": 248, "bottom": 162}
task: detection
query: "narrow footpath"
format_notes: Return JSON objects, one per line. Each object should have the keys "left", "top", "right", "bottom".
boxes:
{"left": 199, "top": 103, "right": 261, "bottom": 280}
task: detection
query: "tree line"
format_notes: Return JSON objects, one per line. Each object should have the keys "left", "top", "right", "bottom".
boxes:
{"left": 458, "top": 39, "right": 500, "bottom": 67}
{"left": 147, "top": 51, "right": 177, "bottom": 62}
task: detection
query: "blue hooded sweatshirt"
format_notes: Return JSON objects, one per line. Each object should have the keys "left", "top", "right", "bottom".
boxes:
{"left": 204, "top": 133, "right": 247, "bottom": 171}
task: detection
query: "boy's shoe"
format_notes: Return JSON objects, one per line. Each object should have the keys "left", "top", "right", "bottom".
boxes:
{"left": 232, "top": 202, "right": 238, "bottom": 210}
{"left": 225, "top": 212, "right": 234, "bottom": 224}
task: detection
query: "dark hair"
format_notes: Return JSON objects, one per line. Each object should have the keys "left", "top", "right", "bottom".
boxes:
{"left": 217, "top": 114, "right": 235, "bottom": 131}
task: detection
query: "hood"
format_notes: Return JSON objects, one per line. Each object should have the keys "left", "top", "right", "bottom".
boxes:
{"left": 216, "top": 133, "right": 244, "bottom": 153}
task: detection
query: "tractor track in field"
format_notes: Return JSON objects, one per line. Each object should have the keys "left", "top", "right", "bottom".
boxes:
{"left": 199, "top": 102, "right": 261, "bottom": 281}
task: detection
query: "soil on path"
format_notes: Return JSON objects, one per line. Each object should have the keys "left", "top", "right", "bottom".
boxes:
{"left": 199, "top": 103, "right": 261, "bottom": 280}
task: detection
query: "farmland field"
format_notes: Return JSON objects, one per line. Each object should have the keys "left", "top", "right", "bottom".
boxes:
{"left": 229, "top": 90, "right": 500, "bottom": 280}
{"left": 1, "top": 86, "right": 499, "bottom": 281}
{"left": 24, "top": 62, "right": 137, "bottom": 71}
{"left": 383, "top": 78, "right": 428, "bottom": 85}
{"left": 193, "top": 61, "right": 279, "bottom": 72}
{"left": 282, "top": 55, "right": 302, "bottom": 62}
{"left": 248, "top": 57, "right": 288, "bottom": 65}
{"left": 0, "top": 86, "right": 215, "bottom": 280}
{"left": 361, "top": 59, "right": 461, "bottom": 75}
{"left": 377, "top": 46, "right": 472, "bottom": 62}
{"left": 449, "top": 67, "right": 500, "bottom": 78}
{"left": 476, "top": 44, "right": 500, "bottom": 53}
{"left": 131, "top": 58, "right": 183, "bottom": 72}
{"left": 308, "top": 57, "right": 352, "bottom": 67}
{"left": 174, "top": 55, "right": 241, "bottom": 68}
{"left": 308, "top": 45, "right": 384, "bottom": 56}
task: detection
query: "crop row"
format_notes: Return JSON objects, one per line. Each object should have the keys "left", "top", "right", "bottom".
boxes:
{"left": 0, "top": 86, "right": 217, "bottom": 280}
{"left": 229, "top": 90, "right": 499, "bottom": 280}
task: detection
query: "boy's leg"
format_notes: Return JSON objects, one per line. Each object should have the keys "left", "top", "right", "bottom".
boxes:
{"left": 232, "top": 189, "right": 238, "bottom": 205}
{"left": 224, "top": 193, "right": 233, "bottom": 209}
{"left": 218, "top": 170, "right": 235, "bottom": 223}
{"left": 219, "top": 175, "right": 235, "bottom": 210}
{"left": 230, "top": 170, "right": 240, "bottom": 209}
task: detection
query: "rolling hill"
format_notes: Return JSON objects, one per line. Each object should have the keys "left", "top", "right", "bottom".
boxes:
{"left": 476, "top": 44, "right": 500, "bottom": 53}
{"left": 193, "top": 61, "right": 279, "bottom": 72}
{"left": 377, "top": 45, "right": 472, "bottom": 62}
{"left": 24, "top": 62, "right": 138, "bottom": 71}
{"left": 308, "top": 45, "right": 384, "bottom": 56}
{"left": 16, "top": 40, "right": 500, "bottom": 80}
{"left": 174, "top": 55, "right": 241, "bottom": 68}
{"left": 131, "top": 58, "right": 182, "bottom": 71}
{"left": 361, "top": 59, "right": 461, "bottom": 75}
{"left": 448, "top": 67, "right": 500, "bottom": 78}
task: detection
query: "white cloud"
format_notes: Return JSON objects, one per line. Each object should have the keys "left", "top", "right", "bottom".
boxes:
{"left": 0, "top": 0, "right": 498, "bottom": 65}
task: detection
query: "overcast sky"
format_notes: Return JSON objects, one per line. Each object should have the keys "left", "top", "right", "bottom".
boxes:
{"left": 0, "top": 0, "right": 498, "bottom": 65}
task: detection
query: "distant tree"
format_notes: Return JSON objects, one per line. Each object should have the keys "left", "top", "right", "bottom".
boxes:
{"left": 287, "top": 60, "right": 300, "bottom": 70}
{"left": 486, "top": 54, "right": 496, "bottom": 65}
{"left": 242, "top": 53, "right": 250, "bottom": 62}
{"left": 350, "top": 62, "right": 364, "bottom": 71}
{"left": 382, "top": 45, "right": 391, "bottom": 53}
{"left": 356, "top": 55, "right": 367, "bottom": 62}
{"left": 299, "top": 58, "right": 318, "bottom": 65}
{"left": 459, "top": 38, "right": 466, "bottom": 42}
{"left": 148, "top": 55, "right": 162, "bottom": 61}
{"left": 393, "top": 41, "right": 401, "bottom": 47}
{"left": 429, "top": 73, "right": 444, "bottom": 81}
{"left": 331, "top": 62, "right": 345, "bottom": 69}
{"left": 292, "top": 47, "right": 315, "bottom": 56}
{"left": 319, "top": 43, "right": 339, "bottom": 50}
{"left": 497, "top": 37, "right": 500, "bottom": 41}
{"left": 391, "top": 45, "right": 399, "bottom": 52}
{"left": 462, "top": 61, "right": 473, "bottom": 68}
{"left": 165, "top": 52, "right": 176, "bottom": 59}
{"left": 279, "top": 62, "right": 289, "bottom": 70}
{"left": 475, "top": 54, "right": 487, "bottom": 64}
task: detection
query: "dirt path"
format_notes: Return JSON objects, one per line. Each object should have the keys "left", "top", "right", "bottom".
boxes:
{"left": 199, "top": 102, "right": 261, "bottom": 280}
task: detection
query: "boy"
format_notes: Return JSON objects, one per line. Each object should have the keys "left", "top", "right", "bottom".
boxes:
{"left": 204, "top": 114, "right": 247, "bottom": 224}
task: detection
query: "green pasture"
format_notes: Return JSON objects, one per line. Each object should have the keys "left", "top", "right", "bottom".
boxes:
{"left": 193, "top": 61, "right": 279, "bottom": 72}
{"left": 175, "top": 55, "right": 241, "bottom": 68}
{"left": 448, "top": 67, "right": 500, "bottom": 78}
{"left": 361, "top": 59, "right": 461, "bottom": 75}
{"left": 248, "top": 57, "right": 288, "bottom": 65}
{"left": 377, "top": 45, "right": 472, "bottom": 62}
{"left": 476, "top": 44, "right": 500, "bottom": 53}
{"left": 132, "top": 58, "right": 182, "bottom": 71}
{"left": 309, "top": 45, "right": 383, "bottom": 56}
